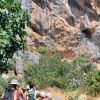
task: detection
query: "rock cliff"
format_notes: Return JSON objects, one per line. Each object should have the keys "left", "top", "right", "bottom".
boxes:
{"left": 22, "top": 0, "right": 100, "bottom": 60}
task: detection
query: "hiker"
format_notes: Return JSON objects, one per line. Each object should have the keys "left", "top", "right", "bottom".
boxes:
{"left": 35, "top": 90, "right": 44, "bottom": 100}
{"left": 1, "top": 85, "right": 12, "bottom": 100}
{"left": 35, "top": 93, "right": 41, "bottom": 100}
{"left": 23, "top": 85, "right": 30, "bottom": 100}
{"left": 39, "top": 91, "right": 47, "bottom": 100}
{"left": 17, "top": 85, "right": 24, "bottom": 100}
{"left": 28, "top": 83, "right": 36, "bottom": 100}
{"left": 10, "top": 79, "right": 22, "bottom": 100}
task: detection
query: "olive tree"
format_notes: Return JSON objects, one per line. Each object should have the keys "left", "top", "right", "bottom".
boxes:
{"left": 0, "top": 0, "right": 29, "bottom": 73}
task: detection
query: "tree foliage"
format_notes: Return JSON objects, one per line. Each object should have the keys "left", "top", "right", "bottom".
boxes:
{"left": 0, "top": 0, "right": 29, "bottom": 73}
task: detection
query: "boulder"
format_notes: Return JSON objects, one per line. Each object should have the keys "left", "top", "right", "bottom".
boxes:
{"left": 13, "top": 50, "right": 40, "bottom": 77}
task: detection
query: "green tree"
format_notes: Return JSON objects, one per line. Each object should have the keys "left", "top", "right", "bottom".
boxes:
{"left": 0, "top": 0, "right": 29, "bottom": 73}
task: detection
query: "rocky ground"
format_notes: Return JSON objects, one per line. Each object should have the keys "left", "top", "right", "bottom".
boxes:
{"left": 45, "top": 87, "right": 100, "bottom": 100}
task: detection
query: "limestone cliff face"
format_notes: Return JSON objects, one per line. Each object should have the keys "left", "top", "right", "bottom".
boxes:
{"left": 23, "top": 0, "right": 100, "bottom": 60}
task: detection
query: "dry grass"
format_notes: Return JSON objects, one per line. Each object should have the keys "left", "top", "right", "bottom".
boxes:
{"left": 45, "top": 87, "right": 100, "bottom": 100}
{"left": 45, "top": 87, "right": 79, "bottom": 100}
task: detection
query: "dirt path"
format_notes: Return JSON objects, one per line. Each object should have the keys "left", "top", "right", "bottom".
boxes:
{"left": 45, "top": 87, "right": 79, "bottom": 100}
{"left": 45, "top": 87, "right": 100, "bottom": 100}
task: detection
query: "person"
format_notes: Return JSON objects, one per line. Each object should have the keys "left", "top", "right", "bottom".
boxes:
{"left": 1, "top": 85, "right": 12, "bottom": 100}
{"left": 35, "top": 93, "right": 41, "bottom": 100}
{"left": 35, "top": 90, "right": 41, "bottom": 100}
{"left": 17, "top": 85, "right": 24, "bottom": 100}
{"left": 28, "top": 83, "right": 36, "bottom": 100}
{"left": 23, "top": 85, "right": 30, "bottom": 100}
{"left": 39, "top": 91, "right": 47, "bottom": 100}
{"left": 10, "top": 79, "right": 22, "bottom": 100}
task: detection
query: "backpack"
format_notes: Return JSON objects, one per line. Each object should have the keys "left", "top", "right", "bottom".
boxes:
{"left": 1, "top": 90, "right": 12, "bottom": 100}
{"left": 28, "top": 88, "right": 36, "bottom": 100}
{"left": 12, "top": 90, "right": 21, "bottom": 100}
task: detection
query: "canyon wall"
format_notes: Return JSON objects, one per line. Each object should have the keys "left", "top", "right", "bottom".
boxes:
{"left": 21, "top": 0, "right": 100, "bottom": 60}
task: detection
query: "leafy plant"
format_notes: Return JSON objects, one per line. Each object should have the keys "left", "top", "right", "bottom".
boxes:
{"left": 0, "top": 76, "right": 7, "bottom": 96}
{"left": 24, "top": 53, "right": 100, "bottom": 96}
{"left": 37, "top": 46, "right": 49, "bottom": 55}
{"left": 0, "top": 0, "right": 29, "bottom": 73}
{"left": 24, "top": 54, "right": 87, "bottom": 90}
{"left": 69, "top": 96, "right": 78, "bottom": 100}
{"left": 85, "top": 70, "right": 100, "bottom": 96}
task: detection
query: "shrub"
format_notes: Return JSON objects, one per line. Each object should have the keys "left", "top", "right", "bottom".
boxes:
{"left": 69, "top": 96, "right": 78, "bottom": 100}
{"left": 0, "top": 76, "right": 7, "bottom": 96}
{"left": 24, "top": 53, "right": 68, "bottom": 89}
{"left": 68, "top": 57, "right": 92, "bottom": 89}
{"left": 24, "top": 53, "right": 100, "bottom": 96}
{"left": 85, "top": 70, "right": 100, "bottom": 96}
{"left": 24, "top": 53, "right": 88, "bottom": 90}
{"left": 37, "top": 46, "right": 49, "bottom": 55}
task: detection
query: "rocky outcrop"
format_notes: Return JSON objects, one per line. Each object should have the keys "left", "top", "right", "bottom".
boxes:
{"left": 20, "top": 0, "right": 32, "bottom": 12}
{"left": 13, "top": 50, "right": 40, "bottom": 77}
{"left": 23, "top": 0, "right": 100, "bottom": 60}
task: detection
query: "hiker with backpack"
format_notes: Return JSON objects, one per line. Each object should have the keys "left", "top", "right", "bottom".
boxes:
{"left": 23, "top": 85, "right": 30, "bottom": 100}
{"left": 1, "top": 79, "right": 23, "bottom": 100}
{"left": 28, "top": 83, "right": 36, "bottom": 100}
{"left": 24, "top": 83, "right": 36, "bottom": 100}
{"left": 1, "top": 85, "right": 12, "bottom": 100}
{"left": 10, "top": 79, "right": 22, "bottom": 100}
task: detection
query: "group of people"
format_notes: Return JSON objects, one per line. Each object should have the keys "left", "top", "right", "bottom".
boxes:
{"left": 1, "top": 79, "right": 52, "bottom": 100}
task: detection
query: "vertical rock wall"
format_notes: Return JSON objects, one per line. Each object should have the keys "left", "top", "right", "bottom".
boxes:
{"left": 20, "top": 0, "right": 32, "bottom": 12}
{"left": 23, "top": 0, "right": 100, "bottom": 60}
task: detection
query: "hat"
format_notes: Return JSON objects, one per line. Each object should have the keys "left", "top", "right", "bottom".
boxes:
{"left": 40, "top": 91, "right": 47, "bottom": 97}
{"left": 26, "top": 85, "right": 30, "bottom": 90}
{"left": 10, "top": 79, "right": 19, "bottom": 85}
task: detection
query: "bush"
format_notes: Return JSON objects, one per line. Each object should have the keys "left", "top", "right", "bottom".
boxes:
{"left": 85, "top": 70, "right": 100, "bottom": 96}
{"left": 69, "top": 96, "right": 78, "bottom": 100}
{"left": 23, "top": 53, "right": 100, "bottom": 96}
{"left": 0, "top": 76, "right": 7, "bottom": 96}
{"left": 24, "top": 54, "right": 88, "bottom": 90}
{"left": 37, "top": 46, "right": 49, "bottom": 55}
